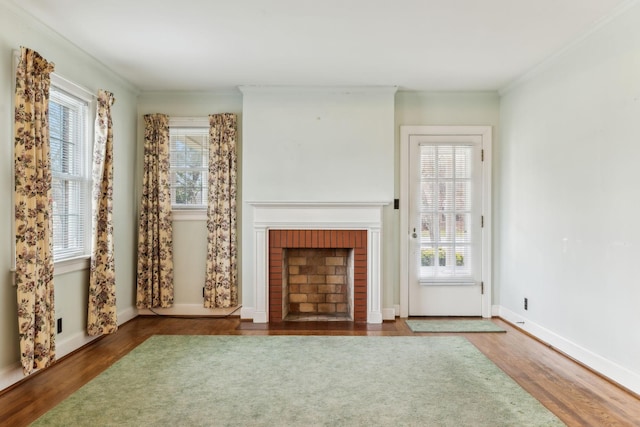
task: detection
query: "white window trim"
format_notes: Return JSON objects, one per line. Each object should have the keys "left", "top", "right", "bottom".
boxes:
{"left": 49, "top": 74, "right": 95, "bottom": 269}
{"left": 173, "top": 210, "right": 208, "bottom": 221}
{"left": 50, "top": 75, "right": 95, "bottom": 264}
{"left": 169, "top": 117, "right": 209, "bottom": 220}
{"left": 10, "top": 48, "right": 96, "bottom": 280}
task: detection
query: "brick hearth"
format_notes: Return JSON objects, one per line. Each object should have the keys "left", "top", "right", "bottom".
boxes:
{"left": 269, "top": 230, "right": 367, "bottom": 322}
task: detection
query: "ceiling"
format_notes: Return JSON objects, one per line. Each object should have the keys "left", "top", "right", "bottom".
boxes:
{"left": 10, "top": 0, "right": 629, "bottom": 92}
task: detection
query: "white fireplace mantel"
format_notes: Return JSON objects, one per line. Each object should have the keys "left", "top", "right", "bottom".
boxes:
{"left": 248, "top": 201, "right": 388, "bottom": 323}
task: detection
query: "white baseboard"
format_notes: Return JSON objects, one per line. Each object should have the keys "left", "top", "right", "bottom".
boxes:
{"left": 118, "top": 306, "right": 138, "bottom": 325}
{"left": 382, "top": 307, "right": 397, "bottom": 320}
{"left": 1, "top": 333, "right": 102, "bottom": 392}
{"left": 240, "top": 306, "right": 255, "bottom": 320}
{"left": 137, "top": 304, "right": 241, "bottom": 317}
{"left": 0, "top": 361, "right": 24, "bottom": 392}
{"left": 498, "top": 305, "right": 640, "bottom": 395}
{"left": 57, "top": 331, "right": 101, "bottom": 359}
{"left": 491, "top": 304, "right": 501, "bottom": 317}
{"left": 0, "top": 305, "right": 140, "bottom": 393}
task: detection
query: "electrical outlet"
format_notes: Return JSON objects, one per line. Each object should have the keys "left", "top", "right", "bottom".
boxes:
{"left": 524, "top": 298, "right": 528, "bottom": 311}
{"left": 57, "top": 318, "right": 62, "bottom": 334}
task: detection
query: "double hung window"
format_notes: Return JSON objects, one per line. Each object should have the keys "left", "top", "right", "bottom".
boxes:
{"left": 169, "top": 118, "right": 209, "bottom": 210}
{"left": 49, "top": 77, "right": 92, "bottom": 261}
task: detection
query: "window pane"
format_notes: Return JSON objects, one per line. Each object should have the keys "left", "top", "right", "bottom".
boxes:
{"left": 420, "top": 182, "right": 436, "bottom": 211}
{"left": 420, "top": 146, "right": 436, "bottom": 179}
{"left": 51, "top": 178, "right": 84, "bottom": 255}
{"left": 455, "top": 181, "right": 471, "bottom": 211}
{"left": 455, "top": 146, "right": 472, "bottom": 178}
{"left": 437, "top": 146, "right": 454, "bottom": 178}
{"left": 456, "top": 213, "right": 472, "bottom": 243}
{"left": 437, "top": 182, "right": 454, "bottom": 211}
{"left": 420, "top": 213, "right": 435, "bottom": 244}
{"left": 439, "top": 213, "right": 454, "bottom": 243}
{"left": 170, "top": 127, "right": 208, "bottom": 207}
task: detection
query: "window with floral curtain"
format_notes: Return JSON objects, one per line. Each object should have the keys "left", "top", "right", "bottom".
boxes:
{"left": 14, "top": 46, "right": 56, "bottom": 374}
{"left": 204, "top": 114, "right": 238, "bottom": 308}
{"left": 136, "top": 114, "right": 174, "bottom": 308}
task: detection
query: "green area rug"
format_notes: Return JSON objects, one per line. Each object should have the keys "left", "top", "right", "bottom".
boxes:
{"left": 32, "top": 335, "right": 561, "bottom": 427}
{"left": 406, "top": 319, "right": 506, "bottom": 333}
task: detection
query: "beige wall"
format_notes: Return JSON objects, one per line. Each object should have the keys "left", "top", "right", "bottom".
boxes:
{"left": 0, "top": 1, "right": 139, "bottom": 389}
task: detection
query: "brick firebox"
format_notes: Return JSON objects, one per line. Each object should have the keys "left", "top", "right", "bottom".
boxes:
{"left": 269, "top": 229, "right": 367, "bottom": 322}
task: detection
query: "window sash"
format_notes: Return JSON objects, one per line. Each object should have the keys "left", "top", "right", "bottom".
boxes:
{"left": 49, "top": 80, "right": 92, "bottom": 261}
{"left": 419, "top": 144, "right": 475, "bottom": 281}
{"left": 169, "top": 122, "right": 209, "bottom": 209}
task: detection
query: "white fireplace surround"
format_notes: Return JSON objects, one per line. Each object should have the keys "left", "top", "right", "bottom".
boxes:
{"left": 248, "top": 202, "right": 387, "bottom": 323}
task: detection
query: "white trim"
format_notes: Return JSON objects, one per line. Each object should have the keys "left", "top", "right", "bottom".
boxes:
{"left": 169, "top": 116, "right": 209, "bottom": 128}
{"left": 238, "top": 86, "right": 398, "bottom": 96}
{"left": 118, "top": 307, "right": 138, "bottom": 325}
{"left": 51, "top": 73, "right": 95, "bottom": 101}
{"left": 499, "top": 0, "right": 640, "bottom": 95}
{"left": 0, "top": 333, "right": 102, "bottom": 391}
{"left": 9, "top": 63, "right": 96, "bottom": 272}
{"left": 54, "top": 256, "right": 91, "bottom": 275}
{"left": 247, "top": 202, "right": 388, "bottom": 324}
{"left": 491, "top": 304, "right": 501, "bottom": 317}
{"left": 50, "top": 75, "right": 96, "bottom": 263}
{"left": 382, "top": 307, "right": 396, "bottom": 320}
{"left": 499, "top": 306, "right": 640, "bottom": 395}
{"left": 0, "top": 307, "right": 139, "bottom": 392}
{"left": 400, "top": 125, "right": 492, "bottom": 318}
{"left": 172, "top": 209, "right": 207, "bottom": 221}
{"left": 56, "top": 330, "right": 101, "bottom": 359}
{"left": 10, "top": 50, "right": 19, "bottom": 271}
{"left": 137, "top": 304, "right": 240, "bottom": 317}
{"left": 0, "top": 361, "right": 24, "bottom": 392}
{"left": 240, "top": 306, "right": 255, "bottom": 320}
{"left": 10, "top": 256, "right": 92, "bottom": 286}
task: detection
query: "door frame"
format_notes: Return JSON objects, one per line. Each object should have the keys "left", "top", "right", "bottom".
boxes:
{"left": 399, "top": 125, "right": 492, "bottom": 318}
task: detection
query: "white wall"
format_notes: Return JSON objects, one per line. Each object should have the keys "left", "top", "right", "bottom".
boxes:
{"left": 0, "top": 0, "right": 139, "bottom": 390}
{"left": 136, "top": 91, "right": 243, "bottom": 313}
{"left": 498, "top": 2, "right": 640, "bottom": 393}
{"left": 240, "top": 87, "right": 396, "bottom": 317}
{"left": 394, "top": 91, "right": 501, "bottom": 306}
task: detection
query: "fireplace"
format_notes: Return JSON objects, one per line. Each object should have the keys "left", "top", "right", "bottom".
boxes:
{"left": 247, "top": 202, "right": 386, "bottom": 324}
{"left": 269, "top": 230, "right": 367, "bottom": 322}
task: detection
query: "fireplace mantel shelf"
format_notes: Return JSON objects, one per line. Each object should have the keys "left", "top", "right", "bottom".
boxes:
{"left": 247, "top": 201, "right": 390, "bottom": 206}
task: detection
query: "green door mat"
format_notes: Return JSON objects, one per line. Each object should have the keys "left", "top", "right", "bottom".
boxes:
{"left": 406, "top": 319, "right": 506, "bottom": 333}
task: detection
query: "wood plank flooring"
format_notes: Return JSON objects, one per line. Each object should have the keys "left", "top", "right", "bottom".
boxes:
{"left": 1, "top": 316, "right": 638, "bottom": 426}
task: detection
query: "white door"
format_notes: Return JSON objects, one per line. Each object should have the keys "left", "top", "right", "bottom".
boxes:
{"left": 408, "top": 133, "right": 485, "bottom": 316}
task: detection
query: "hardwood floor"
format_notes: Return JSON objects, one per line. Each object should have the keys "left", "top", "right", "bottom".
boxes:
{"left": 1, "top": 316, "right": 638, "bottom": 426}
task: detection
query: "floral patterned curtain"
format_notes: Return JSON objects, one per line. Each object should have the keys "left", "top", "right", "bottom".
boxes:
{"left": 204, "top": 114, "right": 238, "bottom": 308}
{"left": 14, "top": 47, "right": 56, "bottom": 375}
{"left": 87, "top": 90, "right": 117, "bottom": 335}
{"left": 136, "top": 114, "right": 174, "bottom": 308}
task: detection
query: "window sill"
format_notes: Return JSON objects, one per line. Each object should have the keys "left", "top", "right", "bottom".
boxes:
{"left": 9, "top": 255, "right": 91, "bottom": 286}
{"left": 172, "top": 209, "right": 207, "bottom": 221}
{"left": 55, "top": 256, "right": 91, "bottom": 275}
